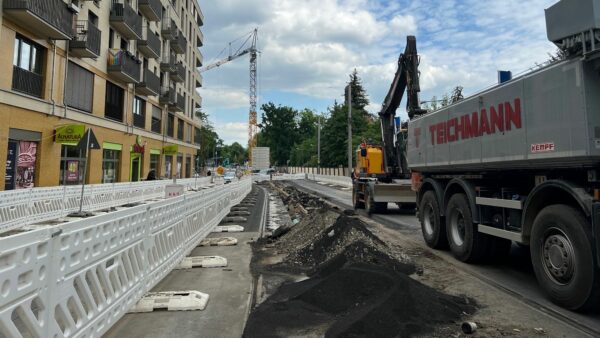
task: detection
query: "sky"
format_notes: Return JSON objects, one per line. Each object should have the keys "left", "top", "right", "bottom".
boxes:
{"left": 197, "top": 0, "right": 558, "bottom": 145}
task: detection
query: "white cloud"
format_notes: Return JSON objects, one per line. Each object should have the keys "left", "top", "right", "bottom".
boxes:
{"left": 214, "top": 121, "right": 248, "bottom": 145}
{"left": 389, "top": 15, "right": 417, "bottom": 36}
{"left": 199, "top": 87, "right": 249, "bottom": 110}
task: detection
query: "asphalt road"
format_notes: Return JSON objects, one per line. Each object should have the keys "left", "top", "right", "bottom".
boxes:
{"left": 290, "top": 179, "right": 600, "bottom": 337}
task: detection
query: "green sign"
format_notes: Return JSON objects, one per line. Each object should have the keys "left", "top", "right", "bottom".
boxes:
{"left": 163, "top": 144, "right": 179, "bottom": 155}
{"left": 55, "top": 125, "right": 85, "bottom": 144}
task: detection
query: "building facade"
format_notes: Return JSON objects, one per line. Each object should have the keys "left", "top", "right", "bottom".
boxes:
{"left": 0, "top": 0, "right": 204, "bottom": 190}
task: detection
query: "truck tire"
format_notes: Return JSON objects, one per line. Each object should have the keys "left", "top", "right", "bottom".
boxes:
{"left": 445, "top": 193, "right": 490, "bottom": 263}
{"left": 375, "top": 202, "right": 388, "bottom": 212}
{"left": 419, "top": 190, "right": 447, "bottom": 249}
{"left": 352, "top": 188, "right": 364, "bottom": 209}
{"left": 365, "top": 189, "right": 375, "bottom": 214}
{"left": 530, "top": 205, "right": 600, "bottom": 310}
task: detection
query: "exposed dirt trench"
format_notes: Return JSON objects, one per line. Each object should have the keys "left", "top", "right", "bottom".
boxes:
{"left": 244, "top": 182, "right": 476, "bottom": 338}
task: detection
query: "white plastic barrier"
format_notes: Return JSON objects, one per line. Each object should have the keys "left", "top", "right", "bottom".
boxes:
{"left": 0, "top": 178, "right": 215, "bottom": 234}
{"left": 307, "top": 174, "right": 352, "bottom": 187}
{"left": 0, "top": 178, "right": 251, "bottom": 338}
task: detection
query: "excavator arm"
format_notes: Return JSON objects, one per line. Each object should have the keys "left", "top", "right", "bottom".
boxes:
{"left": 378, "top": 36, "right": 426, "bottom": 176}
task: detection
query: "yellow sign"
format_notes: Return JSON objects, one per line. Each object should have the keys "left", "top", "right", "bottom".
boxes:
{"left": 216, "top": 166, "right": 225, "bottom": 175}
{"left": 55, "top": 125, "right": 85, "bottom": 144}
{"left": 163, "top": 144, "right": 178, "bottom": 155}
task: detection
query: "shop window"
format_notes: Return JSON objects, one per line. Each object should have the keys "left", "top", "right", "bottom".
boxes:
{"left": 5, "top": 140, "right": 38, "bottom": 190}
{"left": 150, "top": 153, "right": 160, "bottom": 174}
{"left": 176, "top": 154, "right": 183, "bottom": 179}
{"left": 164, "top": 155, "right": 173, "bottom": 178}
{"left": 105, "top": 81, "right": 124, "bottom": 121}
{"left": 60, "top": 145, "right": 86, "bottom": 185}
{"left": 12, "top": 35, "right": 45, "bottom": 98}
{"left": 102, "top": 149, "right": 121, "bottom": 183}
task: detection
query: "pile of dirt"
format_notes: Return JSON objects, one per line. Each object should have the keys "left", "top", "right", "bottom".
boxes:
{"left": 246, "top": 184, "right": 476, "bottom": 337}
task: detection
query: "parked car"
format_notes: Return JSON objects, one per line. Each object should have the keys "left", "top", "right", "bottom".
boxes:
{"left": 223, "top": 171, "right": 236, "bottom": 184}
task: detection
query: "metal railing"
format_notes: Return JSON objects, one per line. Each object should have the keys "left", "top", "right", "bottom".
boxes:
{"left": 138, "top": 26, "right": 161, "bottom": 58}
{"left": 0, "top": 178, "right": 251, "bottom": 338}
{"left": 159, "top": 86, "right": 175, "bottom": 105}
{"left": 171, "top": 30, "right": 187, "bottom": 54}
{"left": 170, "top": 61, "right": 185, "bottom": 82}
{"left": 160, "top": 52, "right": 176, "bottom": 72}
{"left": 71, "top": 20, "right": 101, "bottom": 57}
{"left": 110, "top": 1, "right": 142, "bottom": 39}
{"left": 108, "top": 49, "right": 141, "bottom": 82}
{"left": 138, "top": 0, "right": 162, "bottom": 21}
{"left": 3, "top": 0, "right": 74, "bottom": 38}
{"left": 12, "top": 66, "right": 43, "bottom": 98}
{"left": 137, "top": 68, "right": 160, "bottom": 95}
{"left": 161, "top": 19, "right": 177, "bottom": 40}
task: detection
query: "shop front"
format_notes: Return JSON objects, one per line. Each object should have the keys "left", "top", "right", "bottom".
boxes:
{"left": 4, "top": 128, "right": 41, "bottom": 190}
{"left": 55, "top": 125, "right": 86, "bottom": 186}
{"left": 130, "top": 136, "right": 145, "bottom": 182}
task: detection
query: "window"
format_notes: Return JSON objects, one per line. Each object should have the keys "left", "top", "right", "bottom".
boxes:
{"left": 12, "top": 35, "right": 45, "bottom": 97}
{"left": 89, "top": 11, "right": 99, "bottom": 26}
{"left": 105, "top": 81, "right": 124, "bottom": 121}
{"left": 177, "top": 119, "right": 184, "bottom": 140}
{"left": 60, "top": 145, "right": 86, "bottom": 185}
{"left": 194, "top": 127, "right": 201, "bottom": 145}
{"left": 150, "top": 153, "right": 160, "bottom": 174}
{"left": 133, "top": 96, "right": 146, "bottom": 128}
{"left": 167, "top": 114, "right": 174, "bottom": 137}
{"left": 186, "top": 124, "right": 192, "bottom": 143}
{"left": 120, "top": 37, "right": 129, "bottom": 51}
{"left": 66, "top": 62, "right": 94, "bottom": 112}
{"left": 151, "top": 105, "right": 162, "bottom": 133}
{"left": 102, "top": 149, "right": 121, "bottom": 183}
{"left": 185, "top": 155, "right": 191, "bottom": 178}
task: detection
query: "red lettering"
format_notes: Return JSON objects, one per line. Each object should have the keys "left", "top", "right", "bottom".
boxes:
{"left": 459, "top": 112, "right": 479, "bottom": 139}
{"left": 429, "top": 124, "right": 436, "bottom": 145}
{"left": 479, "top": 108, "right": 491, "bottom": 135}
{"left": 447, "top": 118, "right": 457, "bottom": 142}
{"left": 490, "top": 104, "right": 504, "bottom": 132}
{"left": 505, "top": 98, "right": 522, "bottom": 130}
{"left": 436, "top": 122, "right": 445, "bottom": 144}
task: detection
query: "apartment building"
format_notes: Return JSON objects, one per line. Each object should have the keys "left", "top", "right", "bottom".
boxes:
{"left": 0, "top": 0, "right": 204, "bottom": 190}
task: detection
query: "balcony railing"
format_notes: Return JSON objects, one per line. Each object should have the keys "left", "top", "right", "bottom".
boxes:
{"left": 161, "top": 19, "right": 177, "bottom": 40}
{"left": 196, "top": 51, "right": 203, "bottom": 67}
{"left": 197, "top": 29, "right": 204, "bottom": 47}
{"left": 159, "top": 86, "right": 175, "bottom": 106}
{"left": 136, "top": 69, "right": 160, "bottom": 96}
{"left": 70, "top": 20, "right": 101, "bottom": 58}
{"left": 138, "top": 27, "right": 161, "bottom": 59}
{"left": 12, "top": 66, "right": 43, "bottom": 98}
{"left": 170, "top": 30, "right": 187, "bottom": 54}
{"left": 196, "top": 7, "right": 204, "bottom": 27}
{"left": 133, "top": 112, "right": 146, "bottom": 129}
{"left": 107, "top": 50, "right": 141, "bottom": 83}
{"left": 138, "top": 0, "right": 161, "bottom": 21}
{"left": 3, "top": 0, "right": 74, "bottom": 39}
{"left": 160, "top": 52, "right": 176, "bottom": 72}
{"left": 169, "top": 62, "right": 185, "bottom": 83}
{"left": 110, "top": 1, "right": 142, "bottom": 40}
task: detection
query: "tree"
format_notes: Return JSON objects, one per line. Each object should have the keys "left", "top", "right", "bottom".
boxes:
{"left": 221, "top": 142, "right": 247, "bottom": 165}
{"left": 346, "top": 69, "right": 369, "bottom": 111}
{"left": 297, "top": 109, "right": 318, "bottom": 141}
{"left": 259, "top": 102, "right": 299, "bottom": 166}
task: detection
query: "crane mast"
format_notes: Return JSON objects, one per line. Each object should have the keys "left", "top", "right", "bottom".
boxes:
{"left": 199, "top": 29, "right": 259, "bottom": 165}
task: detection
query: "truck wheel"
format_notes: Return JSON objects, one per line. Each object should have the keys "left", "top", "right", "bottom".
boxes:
{"left": 445, "top": 193, "right": 490, "bottom": 263}
{"left": 352, "top": 188, "right": 364, "bottom": 209}
{"left": 365, "top": 189, "right": 375, "bottom": 215}
{"left": 419, "top": 191, "right": 447, "bottom": 249}
{"left": 530, "top": 205, "right": 600, "bottom": 310}
{"left": 375, "top": 202, "right": 388, "bottom": 212}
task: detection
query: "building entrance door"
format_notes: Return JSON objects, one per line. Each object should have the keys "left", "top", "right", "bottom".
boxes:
{"left": 130, "top": 154, "right": 141, "bottom": 182}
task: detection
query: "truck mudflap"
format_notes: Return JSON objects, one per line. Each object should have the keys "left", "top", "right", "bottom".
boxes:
{"left": 593, "top": 202, "right": 600, "bottom": 268}
{"left": 372, "top": 182, "right": 416, "bottom": 203}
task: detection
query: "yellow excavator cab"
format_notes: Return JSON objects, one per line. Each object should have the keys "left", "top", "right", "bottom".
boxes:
{"left": 355, "top": 143, "right": 385, "bottom": 175}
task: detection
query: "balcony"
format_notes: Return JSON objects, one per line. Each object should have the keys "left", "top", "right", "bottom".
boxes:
{"left": 110, "top": 1, "right": 142, "bottom": 40}
{"left": 138, "top": 0, "right": 161, "bottom": 21}
{"left": 167, "top": 93, "right": 184, "bottom": 113}
{"left": 161, "top": 19, "right": 177, "bottom": 40}
{"left": 170, "top": 31, "right": 187, "bottom": 54}
{"left": 70, "top": 20, "right": 101, "bottom": 58}
{"left": 107, "top": 50, "right": 141, "bottom": 83}
{"left": 169, "top": 62, "right": 185, "bottom": 83}
{"left": 159, "top": 87, "right": 175, "bottom": 106}
{"left": 12, "top": 66, "right": 42, "bottom": 98}
{"left": 136, "top": 69, "right": 160, "bottom": 96}
{"left": 3, "top": 0, "right": 74, "bottom": 40}
{"left": 138, "top": 27, "right": 161, "bottom": 59}
{"left": 197, "top": 30, "right": 204, "bottom": 47}
{"left": 196, "top": 51, "right": 203, "bottom": 67}
{"left": 196, "top": 8, "right": 204, "bottom": 27}
{"left": 160, "top": 53, "right": 176, "bottom": 72}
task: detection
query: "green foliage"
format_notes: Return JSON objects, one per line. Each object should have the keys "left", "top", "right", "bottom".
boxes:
{"left": 220, "top": 142, "right": 247, "bottom": 165}
{"left": 259, "top": 102, "right": 299, "bottom": 166}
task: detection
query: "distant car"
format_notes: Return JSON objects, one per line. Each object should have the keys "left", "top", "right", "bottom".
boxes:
{"left": 223, "top": 171, "right": 236, "bottom": 184}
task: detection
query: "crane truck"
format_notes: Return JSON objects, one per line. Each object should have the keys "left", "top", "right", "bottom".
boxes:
{"left": 360, "top": 0, "right": 600, "bottom": 310}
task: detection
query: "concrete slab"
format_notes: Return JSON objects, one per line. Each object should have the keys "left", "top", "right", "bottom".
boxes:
{"left": 199, "top": 237, "right": 238, "bottom": 246}
{"left": 175, "top": 256, "right": 228, "bottom": 269}
{"left": 129, "top": 291, "right": 210, "bottom": 313}
{"left": 213, "top": 225, "right": 244, "bottom": 232}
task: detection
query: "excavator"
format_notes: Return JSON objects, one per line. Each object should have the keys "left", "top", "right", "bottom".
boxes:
{"left": 352, "top": 36, "right": 425, "bottom": 213}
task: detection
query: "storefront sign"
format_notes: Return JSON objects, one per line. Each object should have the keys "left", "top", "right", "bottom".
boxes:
{"left": 16, "top": 141, "right": 37, "bottom": 189}
{"left": 163, "top": 144, "right": 178, "bottom": 155}
{"left": 55, "top": 125, "right": 85, "bottom": 144}
{"left": 66, "top": 160, "right": 79, "bottom": 182}
{"left": 132, "top": 135, "right": 145, "bottom": 154}
{"left": 4, "top": 141, "right": 17, "bottom": 190}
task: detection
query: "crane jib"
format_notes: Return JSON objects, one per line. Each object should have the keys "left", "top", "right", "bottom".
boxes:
{"left": 419, "top": 98, "right": 522, "bottom": 146}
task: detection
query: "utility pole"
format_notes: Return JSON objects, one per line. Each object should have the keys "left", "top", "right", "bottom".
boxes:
{"left": 347, "top": 82, "right": 352, "bottom": 175}
{"left": 317, "top": 114, "right": 321, "bottom": 175}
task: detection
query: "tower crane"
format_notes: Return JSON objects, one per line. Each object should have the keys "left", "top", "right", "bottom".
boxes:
{"left": 199, "top": 28, "right": 258, "bottom": 165}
